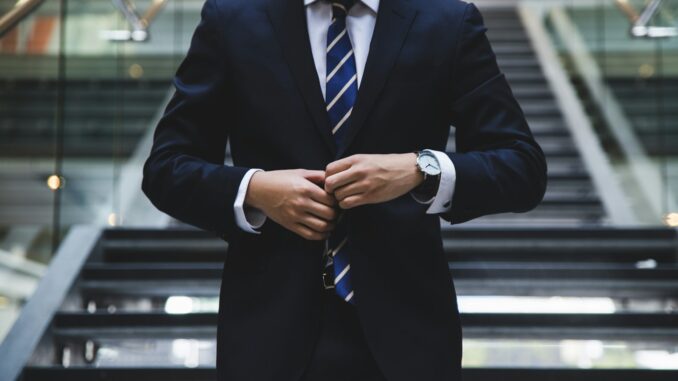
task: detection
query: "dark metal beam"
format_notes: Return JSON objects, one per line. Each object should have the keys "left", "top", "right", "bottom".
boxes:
{"left": 0, "top": 226, "right": 101, "bottom": 381}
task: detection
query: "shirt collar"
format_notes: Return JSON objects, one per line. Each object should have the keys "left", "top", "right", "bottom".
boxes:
{"left": 304, "top": 0, "right": 379, "bottom": 14}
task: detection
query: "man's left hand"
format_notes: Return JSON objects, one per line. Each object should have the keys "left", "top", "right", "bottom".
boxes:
{"left": 324, "top": 153, "right": 425, "bottom": 209}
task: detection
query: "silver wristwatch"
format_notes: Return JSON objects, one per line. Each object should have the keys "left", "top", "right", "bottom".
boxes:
{"left": 413, "top": 149, "right": 441, "bottom": 198}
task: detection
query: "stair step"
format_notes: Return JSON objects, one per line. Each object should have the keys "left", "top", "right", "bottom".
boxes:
{"left": 20, "top": 368, "right": 678, "bottom": 381}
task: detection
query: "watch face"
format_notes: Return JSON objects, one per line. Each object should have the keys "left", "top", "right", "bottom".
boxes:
{"left": 418, "top": 153, "right": 441, "bottom": 176}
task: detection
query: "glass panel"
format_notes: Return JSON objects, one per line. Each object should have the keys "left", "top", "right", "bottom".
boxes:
{"left": 57, "top": 0, "right": 194, "bottom": 229}
{"left": 0, "top": 0, "right": 63, "bottom": 343}
{"left": 0, "top": 0, "right": 207, "bottom": 344}
{"left": 546, "top": 0, "right": 678, "bottom": 224}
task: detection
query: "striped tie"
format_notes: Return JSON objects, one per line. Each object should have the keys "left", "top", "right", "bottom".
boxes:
{"left": 325, "top": 0, "right": 357, "bottom": 304}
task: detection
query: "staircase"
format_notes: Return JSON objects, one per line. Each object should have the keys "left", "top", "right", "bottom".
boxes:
{"left": 2, "top": 226, "right": 677, "bottom": 380}
{"left": 0, "top": 78, "right": 169, "bottom": 158}
{"left": 451, "top": 8, "right": 607, "bottom": 227}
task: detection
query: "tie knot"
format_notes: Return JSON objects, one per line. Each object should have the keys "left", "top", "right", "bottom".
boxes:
{"left": 331, "top": 0, "right": 356, "bottom": 18}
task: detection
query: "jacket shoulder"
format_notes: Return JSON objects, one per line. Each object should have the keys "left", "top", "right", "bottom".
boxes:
{"left": 212, "top": 0, "right": 268, "bottom": 13}
{"left": 203, "top": 0, "right": 269, "bottom": 35}
{"left": 413, "top": 0, "right": 474, "bottom": 27}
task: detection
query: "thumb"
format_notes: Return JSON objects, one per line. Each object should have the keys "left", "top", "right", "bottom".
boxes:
{"left": 302, "top": 170, "right": 326, "bottom": 186}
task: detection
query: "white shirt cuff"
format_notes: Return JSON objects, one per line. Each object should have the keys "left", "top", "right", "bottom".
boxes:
{"left": 234, "top": 168, "right": 267, "bottom": 234}
{"left": 410, "top": 150, "right": 456, "bottom": 214}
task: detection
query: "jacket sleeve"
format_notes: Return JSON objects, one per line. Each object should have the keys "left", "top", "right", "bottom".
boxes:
{"left": 440, "top": 3, "right": 548, "bottom": 225}
{"left": 142, "top": 0, "right": 250, "bottom": 238}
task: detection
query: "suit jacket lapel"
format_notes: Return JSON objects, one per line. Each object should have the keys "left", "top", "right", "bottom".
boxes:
{"left": 267, "top": 0, "right": 337, "bottom": 157}
{"left": 337, "top": 0, "right": 417, "bottom": 158}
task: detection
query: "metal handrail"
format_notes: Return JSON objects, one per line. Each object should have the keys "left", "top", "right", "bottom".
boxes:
{"left": 0, "top": 0, "right": 167, "bottom": 41}
{"left": 0, "top": 0, "right": 46, "bottom": 38}
{"left": 140, "top": 0, "right": 167, "bottom": 28}
{"left": 615, "top": 0, "right": 677, "bottom": 38}
{"left": 112, "top": 0, "right": 146, "bottom": 33}
{"left": 108, "top": 0, "right": 167, "bottom": 42}
{"left": 615, "top": 0, "right": 640, "bottom": 23}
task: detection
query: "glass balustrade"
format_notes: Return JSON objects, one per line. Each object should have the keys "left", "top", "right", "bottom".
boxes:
{"left": 0, "top": 0, "right": 204, "bottom": 343}
{"left": 542, "top": 0, "right": 678, "bottom": 224}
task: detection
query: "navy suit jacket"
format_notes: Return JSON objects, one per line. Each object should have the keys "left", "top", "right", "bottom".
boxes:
{"left": 142, "top": 0, "right": 547, "bottom": 379}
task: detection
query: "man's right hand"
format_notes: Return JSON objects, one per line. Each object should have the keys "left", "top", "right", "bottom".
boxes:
{"left": 244, "top": 169, "right": 338, "bottom": 240}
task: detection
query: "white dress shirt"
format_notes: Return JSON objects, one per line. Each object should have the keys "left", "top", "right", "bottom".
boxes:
{"left": 233, "top": 0, "right": 456, "bottom": 233}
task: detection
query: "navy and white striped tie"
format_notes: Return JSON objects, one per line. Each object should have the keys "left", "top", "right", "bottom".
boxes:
{"left": 325, "top": 0, "right": 357, "bottom": 304}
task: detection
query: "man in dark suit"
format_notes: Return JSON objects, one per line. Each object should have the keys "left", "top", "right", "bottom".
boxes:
{"left": 142, "top": 0, "right": 547, "bottom": 379}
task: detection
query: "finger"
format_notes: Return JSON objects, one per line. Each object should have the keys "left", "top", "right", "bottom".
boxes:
{"left": 301, "top": 170, "right": 326, "bottom": 186}
{"left": 304, "top": 201, "right": 338, "bottom": 221}
{"left": 338, "top": 194, "right": 366, "bottom": 209}
{"left": 334, "top": 180, "right": 369, "bottom": 201}
{"left": 325, "top": 155, "right": 358, "bottom": 178}
{"left": 325, "top": 166, "right": 361, "bottom": 193}
{"left": 300, "top": 214, "right": 335, "bottom": 233}
{"left": 306, "top": 183, "right": 337, "bottom": 207}
{"left": 294, "top": 222, "right": 330, "bottom": 241}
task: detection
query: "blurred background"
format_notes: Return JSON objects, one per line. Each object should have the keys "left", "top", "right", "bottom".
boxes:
{"left": 0, "top": 0, "right": 676, "bottom": 380}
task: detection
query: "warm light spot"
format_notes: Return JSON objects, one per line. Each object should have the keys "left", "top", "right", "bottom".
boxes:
{"left": 46, "top": 175, "right": 64, "bottom": 190}
{"left": 128, "top": 63, "right": 144, "bottom": 79}
{"left": 639, "top": 64, "right": 655, "bottom": 78}
{"left": 107, "top": 213, "right": 118, "bottom": 226}
{"left": 0, "top": 296, "right": 8, "bottom": 307}
{"left": 663, "top": 212, "right": 678, "bottom": 227}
